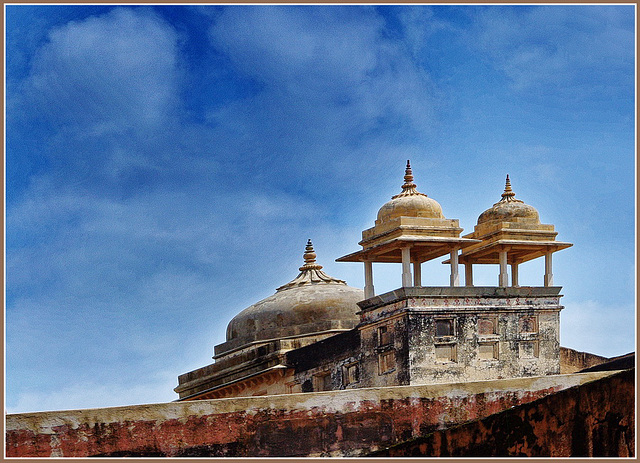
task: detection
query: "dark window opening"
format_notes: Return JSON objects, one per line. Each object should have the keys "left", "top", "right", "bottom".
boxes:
{"left": 343, "top": 363, "right": 359, "bottom": 386}
{"left": 436, "top": 319, "right": 454, "bottom": 337}
{"left": 301, "top": 379, "right": 313, "bottom": 393}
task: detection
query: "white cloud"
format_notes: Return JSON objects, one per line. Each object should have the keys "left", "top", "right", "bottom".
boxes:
{"left": 6, "top": 7, "right": 197, "bottom": 196}
{"left": 473, "top": 6, "right": 634, "bottom": 92}
{"left": 6, "top": 170, "right": 347, "bottom": 406}
{"left": 26, "top": 8, "right": 179, "bottom": 134}
{"left": 395, "top": 6, "right": 459, "bottom": 62}
{"left": 205, "top": 5, "right": 438, "bottom": 177}
{"left": 209, "top": 6, "right": 381, "bottom": 85}
{"left": 11, "top": 6, "right": 441, "bottom": 202}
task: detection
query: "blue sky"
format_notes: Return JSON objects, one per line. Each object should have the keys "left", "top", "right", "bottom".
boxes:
{"left": 5, "top": 5, "right": 635, "bottom": 413}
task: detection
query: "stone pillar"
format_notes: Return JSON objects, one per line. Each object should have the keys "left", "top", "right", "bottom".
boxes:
{"left": 465, "top": 263, "right": 473, "bottom": 287}
{"left": 450, "top": 249, "right": 460, "bottom": 287}
{"left": 544, "top": 252, "right": 553, "bottom": 287}
{"left": 401, "top": 247, "right": 412, "bottom": 287}
{"left": 364, "top": 261, "right": 375, "bottom": 299}
{"left": 499, "top": 250, "right": 508, "bottom": 287}
{"left": 511, "top": 263, "right": 519, "bottom": 287}
{"left": 413, "top": 261, "right": 422, "bottom": 287}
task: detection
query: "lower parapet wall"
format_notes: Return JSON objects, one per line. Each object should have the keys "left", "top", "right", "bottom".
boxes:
{"left": 371, "top": 368, "right": 634, "bottom": 457}
{"left": 5, "top": 371, "right": 623, "bottom": 457}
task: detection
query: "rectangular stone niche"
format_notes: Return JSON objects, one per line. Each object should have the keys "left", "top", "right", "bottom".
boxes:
{"left": 314, "top": 372, "right": 332, "bottom": 391}
{"left": 435, "top": 344, "right": 457, "bottom": 362}
{"left": 519, "top": 341, "right": 539, "bottom": 359}
{"left": 478, "top": 317, "right": 498, "bottom": 335}
{"left": 378, "top": 325, "right": 392, "bottom": 346}
{"left": 478, "top": 342, "right": 499, "bottom": 360}
{"left": 378, "top": 351, "right": 395, "bottom": 374}
{"left": 519, "top": 316, "right": 538, "bottom": 333}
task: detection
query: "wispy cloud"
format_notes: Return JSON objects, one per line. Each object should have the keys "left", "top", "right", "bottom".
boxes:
{"left": 25, "top": 8, "right": 179, "bottom": 134}
{"left": 6, "top": 168, "right": 353, "bottom": 411}
{"left": 8, "top": 7, "right": 212, "bottom": 200}
{"left": 204, "top": 6, "right": 438, "bottom": 180}
{"left": 472, "top": 6, "right": 634, "bottom": 92}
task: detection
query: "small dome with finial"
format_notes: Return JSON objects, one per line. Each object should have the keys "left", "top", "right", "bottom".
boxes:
{"left": 222, "top": 240, "right": 362, "bottom": 351}
{"left": 477, "top": 175, "right": 540, "bottom": 225}
{"left": 376, "top": 160, "right": 444, "bottom": 225}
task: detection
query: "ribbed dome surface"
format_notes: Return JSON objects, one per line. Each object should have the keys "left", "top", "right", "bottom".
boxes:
{"left": 225, "top": 240, "right": 362, "bottom": 346}
{"left": 477, "top": 175, "right": 540, "bottom": 225}
{"left": 376, "top": 160, "right": 444, "bottom": 224}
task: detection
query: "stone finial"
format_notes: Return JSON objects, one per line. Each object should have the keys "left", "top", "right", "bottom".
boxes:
{"left": 499, "top": 175, "right": 523, "bottom": 203}
{"left": 276, "top": 240, "right": 346, "bottom": 291}
{"left": 392, "top": 160, "right": 428, "bottom": 199}
{"left": 300, "top": 239, "right": 322, "bottom": 271}
{"left": 403, "top": 160, "right": 416, "bottom": 189}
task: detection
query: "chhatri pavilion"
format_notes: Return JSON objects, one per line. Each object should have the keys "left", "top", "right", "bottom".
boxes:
{"left": 454, "top": 174, "right": 572, "bottom": 287}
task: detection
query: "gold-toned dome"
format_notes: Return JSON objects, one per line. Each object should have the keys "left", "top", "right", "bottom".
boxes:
{"left": 477, "top": 175, "right": 540, "bottom": 225}
{"left": 376, "top": 160, "right": 444, "bottom": 225}
{"left": 224, "top": 240, "right": 362, "bottom": 348}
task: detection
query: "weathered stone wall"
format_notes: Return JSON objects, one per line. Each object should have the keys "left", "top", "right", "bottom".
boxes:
{"left": 407, "top": 309, "right": 560, "bottom": 385}
{"left": 357, "top": 313, "right": 411, "bottom": 388}
{"left": 287, "top": 329, "right": 361, "bottom": 392}
{"left": 372, "top": 368, "right": 634, "bottom": 457}
{"left": 6, "top": 371, "right": 617, "bottom": 457}
{"left": 356, "top": 287, "right": 562, "bottom": 387}
{"left": 177, "top": 287, "right": 568, "bottom": 402}
{"left": 177, "top": 331, "right": 344, "bottom": 400}
{"left": 560, "top": 346, "right": 609, "bottom": 373}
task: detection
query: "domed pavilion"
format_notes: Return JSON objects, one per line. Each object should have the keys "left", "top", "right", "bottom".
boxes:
{"left": 452, "top": 175, "right": 572, "bottom": 287}
{"left": 337, "top": 160, "right": 480, "bottom": 297}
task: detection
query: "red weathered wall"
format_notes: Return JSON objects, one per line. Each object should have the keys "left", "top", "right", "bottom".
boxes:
{"left": 374, "top": 368, "right": 634, "bottom": 457}
{"left": 5, "top": 371, "right": 624, "bottom": 457}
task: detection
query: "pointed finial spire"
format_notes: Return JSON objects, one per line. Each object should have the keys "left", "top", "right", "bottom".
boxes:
{"left": 498, "top": 174, "right": 523, "bottom": 203}
{"left": 301, "top": 239, "right": 321, "bottom": 270}
{"left": 276, "top": 239, "right": 346, "bottom": 291}
{"left": 392, "top": 160, "right": 427, "bottom": 199}
{"left": 502, "top": 174, "right": 515, "bottom": 198}
{"left": 403, "top": 160, "right": 416, "bottom": 189}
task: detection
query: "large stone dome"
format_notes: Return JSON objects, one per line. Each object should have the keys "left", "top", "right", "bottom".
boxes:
{"left": 376, "top": 160, "right": 444, "bottom": 225}
{"left": 225, "top": 240, "right": 363, "bottom": 347}
{"left": 477, "top": 175, "right": 540, "bottom": 225}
